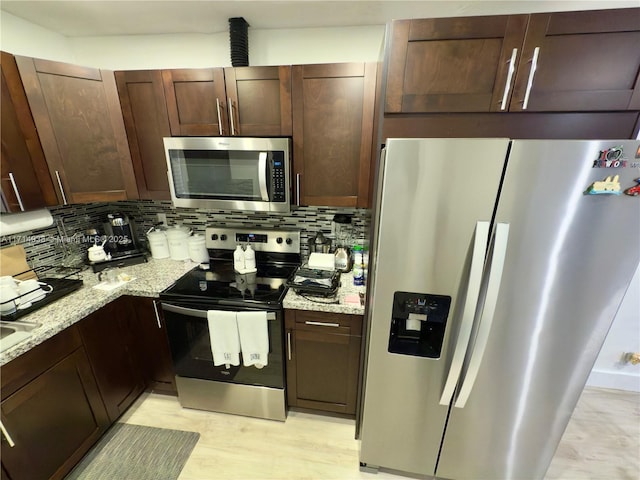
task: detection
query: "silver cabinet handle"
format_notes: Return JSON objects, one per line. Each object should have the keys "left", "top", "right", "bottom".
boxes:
{"left": 439, "top": 221, "right": 490, "bottom": 406}
{"left": 296, "top": 173, "right": 301, "bottom": 206}
{"left": 522, "top": 47, "right": 540, "bottom": 110}
{"left": 305, "top": 321, "right": 340, "bottom": 328}
{"left": 258, "top": 152, "right": 269, "bottom": 202}
{"left": 228, "top": 97, "right": 236, "bottom": 135}
{"left": 0, "top": 420, "right": 15, "bottom": 448}
{"left": 500, "top": 48, "right": 518, "bottom": 111}
{"left": 287, "top": 331, "right": 292, "bottom": 361}
{"left": 455, "top": 223, "right": 510, "bottom": 408}
{"left": 55, "top": 170, "right": 68, "bottom": 205}
{"left": 215, "top": 98, "right": 223, "bottom": 136}
{"left": 152, "top": 300, "right": 161, "bottom": 329}
{"left": 8, "top": 173, "right": 25, "bottom": 211}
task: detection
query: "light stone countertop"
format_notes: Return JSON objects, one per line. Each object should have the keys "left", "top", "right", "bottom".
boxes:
{"left": 1, "top": 261, "right": 366, "bottom": 366}
{"left": 283, "top": 271, "right": 367, "bottom": 315}
{"left": 0, "top": 258, "right": 198, "bottom": 366}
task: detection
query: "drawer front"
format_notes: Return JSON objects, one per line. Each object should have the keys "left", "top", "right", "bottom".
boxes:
{"left": 286, "top": 309, "right": 363, "bottom": 336}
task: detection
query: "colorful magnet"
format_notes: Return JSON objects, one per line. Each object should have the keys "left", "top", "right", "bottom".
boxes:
{"left": 624, "top": 178, "right": 640, "bottom": 196}
{"left": 584, "top": 175, "right": 622, "bottom": 195}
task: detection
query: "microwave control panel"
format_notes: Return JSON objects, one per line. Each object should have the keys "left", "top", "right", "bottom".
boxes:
{"left": 271, "top": 152, "right": 286, "bottom": 202}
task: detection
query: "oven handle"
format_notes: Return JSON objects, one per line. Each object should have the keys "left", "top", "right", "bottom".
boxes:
{"left": 161, "top": 302, "right": 276, "bottom": 320}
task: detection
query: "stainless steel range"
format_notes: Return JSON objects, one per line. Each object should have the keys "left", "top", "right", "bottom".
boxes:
{"left": 160, "top": 227, "right": 301, "bottom": 421}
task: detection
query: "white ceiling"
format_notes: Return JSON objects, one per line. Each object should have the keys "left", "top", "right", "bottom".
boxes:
{"left": 1, "top": 0, "right": 637, "bottom": 37}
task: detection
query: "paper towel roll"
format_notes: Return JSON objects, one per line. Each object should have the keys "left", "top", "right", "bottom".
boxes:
{"left": 0, "top": 209, "right": 54, "bottom": 236}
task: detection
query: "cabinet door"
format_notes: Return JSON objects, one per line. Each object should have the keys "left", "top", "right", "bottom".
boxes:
{"left": 285, "top": 310, "right": 362, "bottom": 415}
{"left": 129, "top": 296, "right": 177, "bottom": 395}
{"left": 78, "top": 298, "right": 145, "bottom": 422}
{"left": 1, "top": 328, "right": 108, "bottom": 480}
{"left": 15, "top": 56, "right": 139, "bottom": 204}
{"left": 224, "top": 66, "right": 292, "bottom": 136}
{"left": 510, "top": 8, "right": 640, "bottom": 111}
{"left": 162, "top": 68, "right": 228, "bottom": 136}
{"left": 292, "top": 63, "right": 376, "bottom": 208}
{"left": 384, "top": 15, "right": 528, "bottom": 113}
{"left": 0, "top": 52, "right": 58, "bottom": 212}
{"left": 115, "top": 70, "right": 172, "bottom": 200}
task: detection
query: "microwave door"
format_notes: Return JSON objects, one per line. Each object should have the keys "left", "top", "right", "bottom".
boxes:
{"left": 258, "top": 152, "right": 269, "bottom": 202}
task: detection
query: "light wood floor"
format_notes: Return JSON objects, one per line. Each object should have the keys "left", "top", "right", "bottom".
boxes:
{"left": 118, "top": 387, "right": 639, "bottom": 480}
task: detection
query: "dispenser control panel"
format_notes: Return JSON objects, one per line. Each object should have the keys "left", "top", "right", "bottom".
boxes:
{"left": 388, "top": 292, "right": 451, "bottom": 359}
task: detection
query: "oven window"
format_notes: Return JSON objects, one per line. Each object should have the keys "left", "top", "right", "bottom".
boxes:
{"left": 163, "top": 306, "right": 285, "bottom": 389}
{"left": 169, "top": 149, "right": 266, "bottom": 200}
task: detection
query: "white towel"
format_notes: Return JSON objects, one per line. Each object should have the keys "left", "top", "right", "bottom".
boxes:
{"left": 237, "top": 311, "right": 269, "bottom": 368}
{"left": 207, "top": 310, "right": 240, "bottom": 367}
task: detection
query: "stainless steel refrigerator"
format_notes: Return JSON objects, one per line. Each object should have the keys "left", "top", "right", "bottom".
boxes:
{"left": 358, "top": 138, "right": 640, "bottom": 480}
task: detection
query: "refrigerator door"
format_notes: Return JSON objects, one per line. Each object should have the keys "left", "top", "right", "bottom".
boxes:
{"left": 436, "top": 140, "right": 640, "bottom": 480}
{"left": 359, "top": 138, "right": 509, "bottom": 475}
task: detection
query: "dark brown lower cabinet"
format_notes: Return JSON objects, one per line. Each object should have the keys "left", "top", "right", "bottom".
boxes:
{"left": 78, "top": 297, "right": 145, "bottom": 422}
{"left": 129, "top": 296, "right": 177, "bottom": 395}
{"left": 285, "top": 310, "right": 362, "bottom": 415}
{"left": 0, "top": 326, "right": 109, "bottom": 480}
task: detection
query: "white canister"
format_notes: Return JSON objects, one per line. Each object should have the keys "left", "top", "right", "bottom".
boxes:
{"left": 188, "top": 234, "right": 209, "bottom": 263}
{"left": 166, "top": 225, "right": 191, "bottom": 261}
{"left": 147, "top": 230, "right": 170, "bottom": 259}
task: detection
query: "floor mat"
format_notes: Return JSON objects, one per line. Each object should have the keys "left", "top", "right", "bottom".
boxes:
{"left": 66, "top": 423, "right": 200, "bottom": 480}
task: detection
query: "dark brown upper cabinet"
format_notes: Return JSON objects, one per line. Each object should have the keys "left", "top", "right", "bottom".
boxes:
{"left": 162, "top": 66, "right": 292, "bottom": 137}
{"left": 510, "top": 8, "right": 640, "bottom": 112}
{"left": 385, "top": 8, "right": 640, "bottom": 114}
{"left": 0, "top": 52, "right": 58, "bottom": 212}
{"left": 162, "top": 68, "right": 228, "bottom": 136}
{"left": 15, "top": 56, "right": 139, "bottom": 204}
{"left": 115, "top": 70, "right": 172, "bottom": 200}
{"left": 292, "top": 63, "right": 376, "bottom": 208}
{"left": 224, "top": 66, "right": 293, "bottom": 136}
{"left": 385, "top": 15, "right": 528, "bottom": 113}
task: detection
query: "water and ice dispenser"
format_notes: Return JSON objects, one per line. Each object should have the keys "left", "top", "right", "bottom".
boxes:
{"left": 388, "top": 292, "right": 451, "bottom": 358}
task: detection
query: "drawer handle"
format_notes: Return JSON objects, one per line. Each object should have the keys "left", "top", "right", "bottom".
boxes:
{"left": 305, "top": 321, "right": 340, "bottom": 328}
{"left": 287, "top": 331, "right": 292, "bottom": 361}
{"left": 500, "top": 48, "right": 517, "bottom": 111}
{"left": 152, "top": 300, "right": 161, "bottom": 329}
{"left": 0, "top": 420, "right": 15, "bottom": 447}
{"left": 215, "top": 98, "right": 223, "bottom": 136}
{"left": 55, "top": 170, "right": 68, "bottom": 205}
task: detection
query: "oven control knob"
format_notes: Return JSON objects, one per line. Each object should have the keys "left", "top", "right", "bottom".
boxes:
{"left": 220, "top": 234, "right": 227, "bottom": 241}
{"left": 211, "top": 234, "right": 219, "bottom": 241}
{"left": 285, "top": 238, "right": 293, "bottom": 245}
{"left": 276, "top": 237, "right": 283, "bottom": 244}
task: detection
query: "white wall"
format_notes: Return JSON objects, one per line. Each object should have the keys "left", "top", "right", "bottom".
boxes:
{"left": 0, "top": 11, "right": 76, "bottom": 63}
{"left": 587, "top": 263, "right": 640, "bottom": 392}
{"left": 2, "top": 6, "right": 639, "bottom": 392}
{"left": 1, "top": 10, "right": 384, "bottom": 69}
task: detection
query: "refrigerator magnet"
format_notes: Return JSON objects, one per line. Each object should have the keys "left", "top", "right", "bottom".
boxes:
{"left": 624, "top": 178, "right": 640, "bottom": 196}
{"left": 584, "top": 175, "right": 622, "bottom": 195}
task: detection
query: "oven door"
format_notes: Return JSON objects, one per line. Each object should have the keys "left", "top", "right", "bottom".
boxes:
{"left": 161, "top": 302, "right": 284, "bottom": 389}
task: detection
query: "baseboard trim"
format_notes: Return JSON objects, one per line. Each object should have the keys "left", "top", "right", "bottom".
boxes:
{"left": 587, "top": 370, "right": 640, "bottom": 392}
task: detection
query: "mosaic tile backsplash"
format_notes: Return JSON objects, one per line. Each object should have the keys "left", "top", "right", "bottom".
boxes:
{"left": 1, "top": 200, "right": 371, "bottom": 268}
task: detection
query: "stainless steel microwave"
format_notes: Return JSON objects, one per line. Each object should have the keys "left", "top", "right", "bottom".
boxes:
{"left": 164, "top": 137, "right": 291, "bottom": 213}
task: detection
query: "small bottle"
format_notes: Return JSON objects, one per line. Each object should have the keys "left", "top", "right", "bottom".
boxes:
{"left": 233, "top": 245, "right": 245, "bottom": 271}
{"left": 244, "top": 244, "right": 256, "bottom": 271}
{"left": 335, "top": 247, "right": 350, "bottom": 272}
{"left": 353, "top": 245, "right": 364, "bottom": 286}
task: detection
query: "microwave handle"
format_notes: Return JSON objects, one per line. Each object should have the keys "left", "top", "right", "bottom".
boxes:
{"left": 258, "top": 152, "right": 269, "bottom": 202}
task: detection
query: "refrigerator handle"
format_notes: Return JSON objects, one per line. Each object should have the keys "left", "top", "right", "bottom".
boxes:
{"left": 454, "top": 223, "right": 510, "bottom": 409}
{"left": 439, "top": 221, "right": 490, "bottom": 406}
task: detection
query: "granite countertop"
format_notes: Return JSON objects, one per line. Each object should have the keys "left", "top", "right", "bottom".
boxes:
{"left": 0, "top": 258, "right": 198, "bottom": 366}
{"left": 1, "top": 261, "right": 366, "bottom": 366}
{"left": 283, "top": 271, "right": 367, "bottom": 315}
